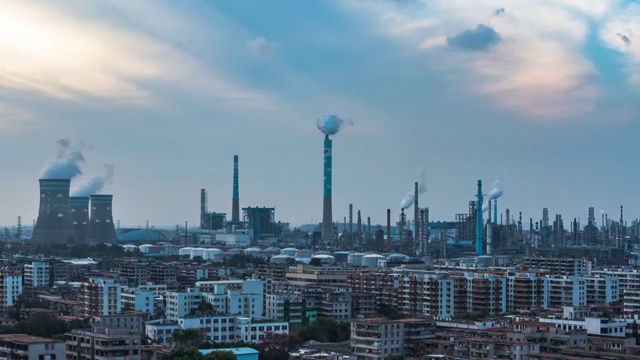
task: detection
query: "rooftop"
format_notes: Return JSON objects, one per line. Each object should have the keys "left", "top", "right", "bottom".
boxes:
{"left": 199, "top": 348, "right": 259, "bottom": 356}
{"left": 0, "top": 334, "right": 63, "bottom": 344}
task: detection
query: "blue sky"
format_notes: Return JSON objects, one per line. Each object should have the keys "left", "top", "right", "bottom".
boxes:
{"left": 1, "top": 0, "right": 639, "bottom": 229}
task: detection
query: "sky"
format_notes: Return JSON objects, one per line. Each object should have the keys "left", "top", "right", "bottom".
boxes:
{"left": 1, "top": 0, "right": 639, "bottom": 229}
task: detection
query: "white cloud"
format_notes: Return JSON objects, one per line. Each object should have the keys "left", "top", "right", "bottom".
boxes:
{"left": 338, "top": 0, "right": 632, "bottom": 120}
{"left": 0, "top": 1, "right": 267, "bottom": 107}
{"left": 0, "top": 103, "right": 32, "bottom": 134}
{"left": 247, "top": 37, "right": 282, "bottom": 57}
{"left": 600, "top": 2, "right": 640, "bottom": 86}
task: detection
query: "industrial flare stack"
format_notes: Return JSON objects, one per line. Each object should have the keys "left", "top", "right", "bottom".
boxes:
{"left": 70, "top": 196, "right": 90, "bottom": 242}
{"left": 85, "top": 194, "right": 117, "bottom": 243}
{"left": 32, "top": 179, "right": 77, "bottom": 243}
{"left": 322, "top": 134, "right": 333, "bottom": 248}
{"left": 232, "top": 155, "right": 240, "bottom": 222}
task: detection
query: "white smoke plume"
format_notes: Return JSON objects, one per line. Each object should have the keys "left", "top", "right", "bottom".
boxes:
{"left": 71, "top": 164, "right": 115, "bottom": 197}
{"left": 400, "top": 171, "right": 428, "bottom": 210}
{"left": 482, "top": 203, "right": 490, "bottom": 213}
{"left": 40, "top": 139, "right": 85, "bottom": 179}
{"left": 316, "top": 113, "right": 353, "bottom": 135}
{"left": 486, "top": 180, "right": 504, "bottom": 201}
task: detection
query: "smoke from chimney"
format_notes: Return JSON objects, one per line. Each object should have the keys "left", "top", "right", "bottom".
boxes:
{"left": 316, "top": 113, "right": 353, "bottom": 135}
{"left": 40, "top": 139, "right": 86, "bottom": 179}
{"left": 71, "top": 164, "right": 115, "bottom": 197}
{"left": 400, "top": 171, "right": 427, "bottom": 210}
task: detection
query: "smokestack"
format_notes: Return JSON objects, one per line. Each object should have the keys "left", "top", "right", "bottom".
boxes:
{"left": 85, "top": 195, "right": 117, "bottom": 243}
{"left": 200, "top": 189, "right": 207, "bottom": 229}
{"left": 493, "top": 200, "right": 498, "bottom": 224}
{"left": 486, "top": 218, "right": 493, "bottom": 256}
{"left": 232, "top": 155, "right": 240, "bottom": 222}
{"left": 32, "top": 179, "right": 77, "bottom": 243}
{"left": 573, "top": 218, "right": 579, "bottom": 246}
{"left": 349, "top": 204, "right": 353, "bottom": 247}
{"left": 476, "top": 180, "right": 483, "bottom": 255}
{"left": 321, "top": 135, "right": 333, "bottom": 248}
{"left": 386, "top": 209, "right": 391, "bottom": 251}
{"left": 367, "top": 216, "right": 371, "bottom": 248}
{"left": 70, "top": 197, "right": 90, "bottom": 242}
{"left": 357, "top": 210, "right": 362, "bottom": 247}
{"left": 414, "top": 182, "right": 420, "bottom": 247}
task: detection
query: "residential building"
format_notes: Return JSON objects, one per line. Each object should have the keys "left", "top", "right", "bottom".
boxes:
{"left": 199, "top": 279, "right": 265, "bottom": 320}
{"left": 23, "top": 262, "right": 50, "bottom": 288}
{"left": 81, "top": 278, "right": 122, "bottom": 317}
{"left": 286, "top": 264, "right": 349, "bottom": 286}
{"left": 521, "top": 257, "right": 592, "bottom": 275}
{"left": 121, "top": 289, "right": 156, "bottom": 315}
{"left": 150, "top": 262, "right": 177, "bottom": 287}
{"left": 66, "top": 325, "right": 141, "bottom": 360}
{"left": 91, "top": 313, "right": 146, "bottom": 335}
{"left": 119, "top": 259, "right": 150, "bottom": 287}
{"left": 586, "top": 276, "right": 619, "bottom": 305}
{"left": 351, "top": 318, "right": 435, "bottom": 360}
{"left": 164, "top": 288, "right": 202, "bottom": 321}
{"left": 0, "top": 333, "right": 65, "bottom": 360}
{"left": 544, "top": 276, "right": 587, "bottom": 308}
{"left": 179, "top": 316, "right": 236, "bottom": 343}
{"left": 0, "top": 269, "right": 22, "bottom": 310}
{"left": 266, "top": 294, "right": 307, "bottom": 326}
{"left": 234, "top": 317, "right": 289, "bottom": 343}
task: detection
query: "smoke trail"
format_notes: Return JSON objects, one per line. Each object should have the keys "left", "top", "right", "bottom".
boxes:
{"left": 316, "top": 113, "right": 353, "bottom": 135}
{"left": 71, "top": 164, "right": 115, "bottom": 197}
{"left": 40, "top": 139, "right": 85, "bottom": 179}
{"left": 482, "top": 203, "right": 490, "bottom": 213}
{"left": 486, "top": 180, "right": 504, "bottom": 201}
{"left": 400, "top": 172, "right": 428, "bottom": 209}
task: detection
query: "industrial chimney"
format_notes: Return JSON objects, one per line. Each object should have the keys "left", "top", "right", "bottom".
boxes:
{"left": 70, "top": 197, "right": 90, "bottom": 242}
{"left": 321, "top": 135, "right": 333, "bottom": 247}
{"left": 32, "top": 179, "right": 77, "bottom": 243}
{"left": 414, "top": 182, "right": 420, "bottom": 246}
{"left": 232, "top": 155, "right": 240, "bottom": 222}
{"left": 476, "top": 180, "right": 483, "bottom": 255}
{"left": 85, "top": 195, "right": 117, "bottom": 243}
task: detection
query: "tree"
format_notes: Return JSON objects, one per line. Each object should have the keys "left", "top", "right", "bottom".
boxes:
{"left": 169, "top": 346, "right": 204, "bottom": 360}
{"left": 170, "top": 329, "right": 205, "bottom": 349}
{"left": 309, "top": 258, "right": 322, "bottom": 267}
{"left": 296, "top": 318, "right": 350, "bottom": 343}
{"left": 254, "top": 333, "right": 303, "bottom": 360}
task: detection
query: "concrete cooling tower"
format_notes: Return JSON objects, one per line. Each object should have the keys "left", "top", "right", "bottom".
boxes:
{"left": 70, "top": 196, "right": 90, "bottom": 242}
{"left": 85, "top": 194, "right": 118, "bottom": 243}
{"left": 32, "top": 179, "right": 77, "bottom": 243}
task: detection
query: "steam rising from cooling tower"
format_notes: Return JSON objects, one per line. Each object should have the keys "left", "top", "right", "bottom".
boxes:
{"left": 40, "top": 139, "right": 85, "bottom": 180}
{"left": 400, "top": 172, "right": 428, "bottom": 210}
{"left": 71, "top": 164, "right": 115, "bottom": 197}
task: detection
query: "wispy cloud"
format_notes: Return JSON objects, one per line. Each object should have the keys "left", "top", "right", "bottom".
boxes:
{"left": 0, "top": 1, "right": 267, "bottom": 108}
{"left": 247, "top": 37, "right": 282, "bottom": 57}
{"left": 337, "top": 0, "right": 635, "bottom": 120}
{"left": 600, "top": 2, "right": 640, "bottom": 86}
{"left": 0, "top": 103, "right": 32, "bottom": 134}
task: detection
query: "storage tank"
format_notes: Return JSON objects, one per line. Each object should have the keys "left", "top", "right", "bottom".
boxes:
{"left": 281, "top": 247, "right": 297, "bottom": 257}
{"left": 295, "top": 249, "right": 312, "bottom": 258}
{"left": 227, "top": 248, "right": 243, "bottom": 255}
{"left": 348, "top": 253, "right": 365, "bottom": 266}
{"left": 387, "top": 253, "right": 408, "bottom": 263}
{"left": 123, "top": 244, "right": 137, "bottom": 252}
{"left": 264, "top": 247, "right": 280, "bottom": 255}
{"left": 243, "top": 247, "right": 262, "bottom": 255}
{"left": 179, "top": 247, "right": 194, "bottom": 256}
{"left": 362, "top": 254, "right": 385, "bottom": 267}
{"left": 311, "top": 254, "right": 335, "bottom": 265}
{"left": 190, "top": 248, "right": 205, "bottom": 259}
{"left": 333, "top": 251, "right": 351, "bottom": 263}
{"left": 139, "top": 244, "right": 154, "bottom": 253}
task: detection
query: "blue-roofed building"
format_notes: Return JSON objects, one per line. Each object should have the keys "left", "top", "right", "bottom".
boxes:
{"left": 117, "top": 228, "right": 169, "bottom": 242}
{"left": 199, "top": 347, "right": 258, "bottom": 360}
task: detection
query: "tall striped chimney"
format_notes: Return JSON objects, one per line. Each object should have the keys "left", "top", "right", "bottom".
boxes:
{"left": 476, "top": 180, "right": 484, "bottom": 255}
{"left": 32, "top": 179, "right": 77, "bottom": 243}
{"left": 232, "top": 155, "right": 240, "bottom": 222}
{"left": 321, "top": 135, "right": 333, "bottom": 247}
{"left": 86, "top": 195, "right": 117, "bottom": 243}
{"left": 70, "top": 197, "right": 90, "bottom": 242}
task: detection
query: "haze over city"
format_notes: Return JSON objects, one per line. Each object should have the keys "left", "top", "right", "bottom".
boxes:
{"left": 1, "top": 0, "right": 639, "bottom": 228}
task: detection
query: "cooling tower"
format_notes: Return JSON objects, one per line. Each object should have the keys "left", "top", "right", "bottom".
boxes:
{"left": 321, "top": 135, "right": 333, "bottom": 247}
{"left": 70, "top": 196, "right": 90, "bottom": 242}
{"left": 232, "top": 155, "right": 240, "bottom": 222}
{"left": 85, "top": 194, "right": 117, "bottom": 243}
{"left": 32, "top": 179, "right": 77, "bottom": 243}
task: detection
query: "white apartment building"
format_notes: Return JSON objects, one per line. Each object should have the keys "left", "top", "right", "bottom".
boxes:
{"left": 165, "top": 288, "right": 203, "bottom": 321}
{"left": 200, "top": 279, "right": 265, "bottom": 320}
{"left": 586, "top": 276, "right": 619, "bottom": 305}
{"left": 24, "top": 262, "right": 50, "bottom": 288}
{"left": 351, "top": 318, "right": 435, "bottom": 360}
{"left": 544, "top": 276, "right": 586, "bottom": 308}
{"left": 81, "top": 278, "right": 122, "bottom": 317}
{"left": 592, "top": 267, "right": 640, "bottom": 300}
{"left": 121, "top": 289, "right": 156, "bottom": 315}
{"left": 146, "top": 316, "right": 288, "bottom": 345}
{"left": 0, "top": 334, "right": 65, "bottom": 360}
{"left": 235, "top": 317, "right": 288, "bottom": 343}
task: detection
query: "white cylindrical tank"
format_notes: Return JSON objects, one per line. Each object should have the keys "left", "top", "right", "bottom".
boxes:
{"left": 281, "top": 248, "right": 297, "bottom": 257}
{"left": 178, "top": 247, "right": 194, "bottom": 256}
{"left": 190, "top": 248, "right": 204, "bottom": 259}
{"left": 333, "top": 251, "right": 351, "bottom": 263}
{"left": 362, "top": 254, "right": 385, "bottom": 267}
{"left": 243, "top": 247, "right": 262, "bottom": 255}
{"left": 227, "top": 248, "right": 243, "bottom": 255}
{"left": 264, "top": 247, "right": 280, "bottom": 255}
{"left": 295, "top": 249, "right": 312, "bottom": 258}
{"left": 123, "top": 244, "right": 137, "bottom": 252}
{"left": 387, "top": 253, "right": 408, "bottom": 263}
{"left": 348, "top": 253, "right": 365, "bottom": 266}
